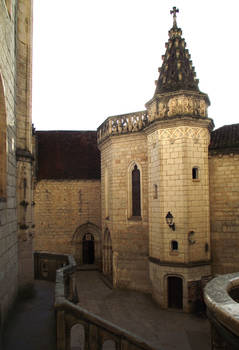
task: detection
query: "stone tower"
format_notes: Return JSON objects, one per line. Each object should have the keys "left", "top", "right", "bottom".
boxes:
{"left": 98, "top": 114, "right": 151, "bottom": 292}
{"left": 146, "top": 7, "right": 213, "bottom": 311}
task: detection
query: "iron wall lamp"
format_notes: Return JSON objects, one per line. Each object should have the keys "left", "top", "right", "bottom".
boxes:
{"left": 166, "top": 211, "right": 175, "bottom": 231}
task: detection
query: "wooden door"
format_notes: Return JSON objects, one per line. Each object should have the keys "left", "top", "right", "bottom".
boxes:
{"left": 168, "top": 276, "right": 183, "bottom": 309}
{"left": 83, "top": 234, "right": 95, "bottom": 264}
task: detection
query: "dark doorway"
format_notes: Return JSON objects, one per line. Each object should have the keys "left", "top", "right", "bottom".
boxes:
{"left": 168, "top": 276, "right": 183, "bottom": 309}
{"left": 82, "top": 233, "right": 95, "bottom": 264}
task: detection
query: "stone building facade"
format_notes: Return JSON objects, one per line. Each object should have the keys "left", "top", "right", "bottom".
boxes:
{"left": 0, "top": 0, "right": 34, "bottom": 327}
{"left": 33, "top": 9, "right": 239, "bottom": 312}
{"left": 34, "top": 131, "right": 101, "bottom": 267}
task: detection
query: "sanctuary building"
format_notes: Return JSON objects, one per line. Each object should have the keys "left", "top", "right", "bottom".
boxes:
{"left": 0, "top": 2, "right": 239, "bottom": 331}
{"left": 33, "top": 8, "right": 239, "bottom": 313}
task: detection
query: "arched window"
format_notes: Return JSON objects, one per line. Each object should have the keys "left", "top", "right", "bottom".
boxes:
{"left": 105, "top": 167, "right": 109, "bottom": 219}
{"left": 0, "top": 74, "right": 7, "bottom": 200}
{"left": 103, "top": 228, "right": 113, "bottom": 277}
{"left": 132, "top": 164, "right": 141, "bottom": 216}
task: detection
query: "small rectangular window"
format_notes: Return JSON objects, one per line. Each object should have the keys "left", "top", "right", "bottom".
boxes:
{"left": 192, "top": 167, "right": 199, "bottom": 180}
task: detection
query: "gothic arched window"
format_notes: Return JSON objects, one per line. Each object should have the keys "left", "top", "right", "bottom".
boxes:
{"left": 132, "top": 165, "right": 141, "bottom": 216}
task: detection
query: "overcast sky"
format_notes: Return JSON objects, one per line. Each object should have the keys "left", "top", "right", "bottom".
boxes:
{"left": 32, "top": 1, "right": 239, "bottom": 131}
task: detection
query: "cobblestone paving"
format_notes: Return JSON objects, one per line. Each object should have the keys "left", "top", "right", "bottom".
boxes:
{"left": 75, "top": 270, "right": 211, "bottom": 350}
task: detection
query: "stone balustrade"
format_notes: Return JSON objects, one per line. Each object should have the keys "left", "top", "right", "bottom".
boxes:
{"left": 97, "top": 110, "right": 148, "bottom": 144}
{"left": 204, "top": 273, "right": 239, "bottom": 349}
{"left": 55, "top": 254, "right": 156, "bottom": 350}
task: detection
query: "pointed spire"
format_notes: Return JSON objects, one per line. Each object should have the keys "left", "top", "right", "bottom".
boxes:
{"left": 154, "top": 7, "right": 200, "bottom": 94}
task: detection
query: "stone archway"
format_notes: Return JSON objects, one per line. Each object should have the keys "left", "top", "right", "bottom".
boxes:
{"left": 103, "top": 228, "right": 113, "bottom": 279}
{"left": 72, "top": 222, "right": 101, "bottom": 268}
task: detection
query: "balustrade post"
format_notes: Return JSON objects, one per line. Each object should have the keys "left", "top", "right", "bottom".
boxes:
{"left": 57, "top": 310, "right": 66, "bottom": 350}
{"left": 88, "top": 324, "right": 99, "bottom": 350}
{"left": 120, "top": 338, "right": 129, "bottom": 350}
{"left": 128, "top": 117, "right": 132, "bottom": 132}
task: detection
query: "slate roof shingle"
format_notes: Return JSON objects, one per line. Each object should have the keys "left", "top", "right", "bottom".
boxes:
{"left": 36, "top": 131, "right": 100, "bottom": 180}
{"left": 210, "top": 124, "right": 239, "bottom": 153}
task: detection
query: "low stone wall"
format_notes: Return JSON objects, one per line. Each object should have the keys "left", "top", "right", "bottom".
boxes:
{"left": 204, "top": 273, "right": 239, "bottom": 349}
{"left": 34, "top": 251, "right": 69, "bottom": 281}
{"left": 55, "top": 254, "right": 156, "bottom": 350}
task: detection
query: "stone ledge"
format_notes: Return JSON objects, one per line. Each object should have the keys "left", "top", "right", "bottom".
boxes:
{"left": 204, "top": 273, "right": 239, "bottom": 338}
{"left": 149, "top": 256, "right": 211, "bottom": 268}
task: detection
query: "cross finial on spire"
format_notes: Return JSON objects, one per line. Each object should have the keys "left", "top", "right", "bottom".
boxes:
{"left": 170, "top": 6, "right": 179, "bottom": 28}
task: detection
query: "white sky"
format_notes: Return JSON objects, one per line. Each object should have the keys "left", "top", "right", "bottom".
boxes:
{"left": 32, "top": 0, "right": 239, "bottom": 131}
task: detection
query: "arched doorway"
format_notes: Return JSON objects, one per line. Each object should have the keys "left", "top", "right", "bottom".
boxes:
{"left": 103, "top": 228, "right": 113, "bottom": 278}
{"left": 82, "top": 233, "right": 95, "bottom": 264}
{"left": 71, "top": 222, "right": 102, "bottom": 267}
{"left": 168, "top": 276, "right": 183, "bottom": 309}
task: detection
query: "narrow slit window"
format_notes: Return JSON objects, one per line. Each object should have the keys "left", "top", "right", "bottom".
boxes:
{"left": 132, "top": 165, "right": 141, "bottom": 216}
{"left": 192, "top": 167, "right": 199, "bottom": 180}
{"left": 153, "top": 184, "right": 158, "bottom": 199}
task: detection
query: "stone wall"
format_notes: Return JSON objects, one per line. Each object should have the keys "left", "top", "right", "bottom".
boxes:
{"left": 99, "top": 133, "right": 151, "bottom": 293}
{"left": 0, "top": 0, "right": 18, "bottom": 326}
{"left": 15, "top": 0, "right": 34, "bottom": 291}
{"left": 209, "top": 153, "right": 239, "bottom": 274}
{"left": 146, "top": 118, "right": 212, "bottom": 311}
{"left": 147, "top": 121, "right": 211, "bottom": 264}
{"left": 34, "top": 180, "right": 101, "bottom": 264}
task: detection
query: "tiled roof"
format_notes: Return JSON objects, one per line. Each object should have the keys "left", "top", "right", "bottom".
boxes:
{"left": 210, "top": 124, "right": 239, "bottom": 153}
{"left": 154, "top": 22, "right": 199, "bottom": 95}
{"left": 36, "top": 131, "right": 100, "bottom": 180}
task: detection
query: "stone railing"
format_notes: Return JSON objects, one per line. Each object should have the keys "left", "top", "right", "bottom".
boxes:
{"left": 55, "top": 255, "right": 156, "bottom": 350}
{"left": 204, "top": 273, "right": 239, "bottom": 350}
{"left": 97, "top": 110, "right": 148, "bottom": 144}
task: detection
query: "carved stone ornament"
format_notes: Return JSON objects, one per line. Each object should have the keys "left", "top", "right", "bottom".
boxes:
{"left": 167, "top": 96, "right": 207, "bottom": 118}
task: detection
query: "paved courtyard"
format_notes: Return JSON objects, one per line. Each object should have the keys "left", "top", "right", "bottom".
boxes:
{"left": 3, "top": 270, "right": 211, "bottom": 350}
{"left": 75, "top": 270, "right": 211, "bottom": 350}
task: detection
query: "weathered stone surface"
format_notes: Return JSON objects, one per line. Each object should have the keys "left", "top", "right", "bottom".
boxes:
{"left": 0, "top": 0, "right": 34, "bottom": 325}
